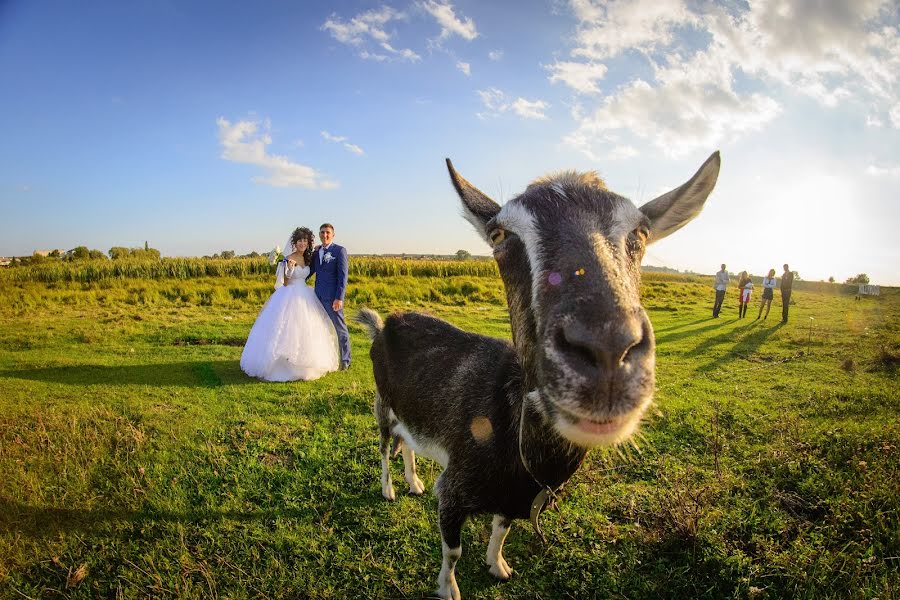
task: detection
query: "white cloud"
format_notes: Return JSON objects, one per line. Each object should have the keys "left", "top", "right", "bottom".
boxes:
{"left": 321, "top": 130, "right": 366, "bottom": 156}
{"left": 866, "top": 115, "right": 884, "bottom": 127}
{"left": 568, "top": 0, "right": 698, "bottom": 61}
{"left": 511, "top": 98, "right": 550, "bottom": 120}
{"left": 476, "top": 88, "right": 550, "bottom": 120}
{"left": 891, "top": 103, "right": 900, "bottom": 129}
{"left": 456, "top": 61, "right": 471, "bottom": 76}
{"left": 488, "top": 50, "right": 503, "bottom": 61}
{"left": 420, "top": 0, "right": 477, "bottom": 42}
{"left": 608, "top": 145, "right": 638, "bottom": 160}
{"left": 217, "top": 118, "right": 337, "bottom": 189}
{"left": 866, "top": 164, "right": 900, "bottom": 176}
{"left": 556, "top": 0, "right": 898, "bottom": 158}
{"left": 546, "top": 60, "right": 608, "bottom": 94}
{"left": 322, "top": 7, "right": 420, "bottom": 62}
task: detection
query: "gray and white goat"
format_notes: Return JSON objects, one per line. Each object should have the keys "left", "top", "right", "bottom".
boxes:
{"left": 355, "top": 152, "right": 721, "bottom": 599}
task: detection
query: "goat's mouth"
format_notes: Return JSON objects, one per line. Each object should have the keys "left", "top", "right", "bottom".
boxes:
{"left": 550, "top": 403, "right": 644, "bottom": 448}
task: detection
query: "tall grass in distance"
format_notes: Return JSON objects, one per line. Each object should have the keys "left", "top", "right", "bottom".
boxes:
{"left": 0, "top": 257, "right": 501, "bottom": 284}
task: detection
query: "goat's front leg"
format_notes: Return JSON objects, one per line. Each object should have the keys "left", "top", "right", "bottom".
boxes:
{"left": 436, "top": 484, "right": 466, "bottom": 600}
{"left": 485, "top": 515, "right": 513, "bottom": 580}
{"left": 401, "top": 445, "right": 425, "bottom": 495}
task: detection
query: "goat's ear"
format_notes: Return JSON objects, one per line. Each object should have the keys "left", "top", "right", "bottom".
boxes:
{"left": 639, "top": 151, "right": 720, "bottom": 244}
{"left": 446, "top": 158, "right": 501, "bottom": 242}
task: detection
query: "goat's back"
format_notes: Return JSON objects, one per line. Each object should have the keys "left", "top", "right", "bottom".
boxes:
{"left": 370, "top": 312, "right": 522, "bottom": 455}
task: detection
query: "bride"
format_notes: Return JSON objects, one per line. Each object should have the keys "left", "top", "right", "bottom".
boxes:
{"left": 240, "top": 227, "right": 339, "bottom": 381}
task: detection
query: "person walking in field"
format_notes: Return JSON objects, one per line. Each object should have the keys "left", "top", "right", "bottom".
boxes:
{"left": 737, "top": 271, "right": 753, "bottom": 318}
{"left": 713, "top": 263, "right": 728, "bottom": 317}
{"left": 308, "top": 223, "right": 351, "bottom": 370}
{"left": 780, "top": 263, "right": 794, "bottom": 323}
{"left": 757, "top": 268, "right": 777, "bottom": 320}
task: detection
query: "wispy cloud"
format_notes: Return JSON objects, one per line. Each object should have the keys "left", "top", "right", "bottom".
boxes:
{"left": 488, "top": 50, "right": 503, "bottom": 61}
{"left": 546, "top": 60, "right": 608, "bottom": 94}
{"left": 456, "top": 61, "right": 471, "bottom": 76}
{"left": 420, "top": 0, "right": 477, "bottom": 42}
{"left": 477, "top": 88, "right": 550, "bottom": 120}
{"left": 322, "top": 7, "right": 421, "bottom": 62}
{"left": 555, "top": 0, "right": 899, "bottom": 157}
{"left": 321, "top": 131, "right": 365, "bottom": 156}
{"left": 217, "top": 118, "right": 337, "bottom": 189}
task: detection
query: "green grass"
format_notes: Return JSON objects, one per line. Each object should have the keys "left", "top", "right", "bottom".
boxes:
{"left": 0, "top": 268, "right": 897, "bottom": 599}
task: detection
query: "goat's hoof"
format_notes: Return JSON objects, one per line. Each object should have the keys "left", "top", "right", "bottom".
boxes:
{"left": 408, "top": 477, "right": 425, "bottom": 495}
{"left": 436, "top": 582, "right": 461, "bottom": 600}
{"left": 488, "top": 558, "right": 513, "bottom": 581}
{"left": 382, "top": 486, "right": 396, "bottom": 501}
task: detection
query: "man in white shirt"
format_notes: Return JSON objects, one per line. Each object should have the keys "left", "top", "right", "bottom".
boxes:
{"left": 713, "top": 264, "right": 728, "bottom": 317}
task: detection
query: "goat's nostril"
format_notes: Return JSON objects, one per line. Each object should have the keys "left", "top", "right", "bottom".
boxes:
{"left": 556, "top": 321, "right": 646, "bottom": 373}
{"left": 555, "top": 325, "right": 597, "bottom": 370}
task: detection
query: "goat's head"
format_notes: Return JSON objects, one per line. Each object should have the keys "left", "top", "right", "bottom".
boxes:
{"left": 447, "top": 152, "right": 720, "bottom": 448}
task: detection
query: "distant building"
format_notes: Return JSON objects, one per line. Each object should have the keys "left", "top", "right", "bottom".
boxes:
{"left": 34, "top": 249, "right": 66, "bottom": 257}
{"left": 0, "top": 257, "right": 11, "bottom": 267}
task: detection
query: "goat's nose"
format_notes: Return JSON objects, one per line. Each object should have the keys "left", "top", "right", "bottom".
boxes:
{"left": 554, "top": 319, "right": 646, "bottom": 374}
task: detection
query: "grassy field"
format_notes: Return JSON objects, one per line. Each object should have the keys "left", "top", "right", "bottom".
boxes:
{"left": 0, "top": 265, "right": 897, "bottom": 599}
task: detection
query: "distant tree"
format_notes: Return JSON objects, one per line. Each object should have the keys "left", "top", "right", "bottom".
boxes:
{"left": 131, "top": 247, "right": 161, "bottom": 260}
{"left": 828, "top": 276, "right": 835, "bottom": 283}
{"left": 455, "top": 249, "right": 472, "bottom": 261}
{"left": 9, "top": 257, "right": 18, "bottom": 266}
{"left": 109, "top": 247, "right": 131, "bottom": 260}
{"left": 69, "top": 246, "right": 90, "bottom": 261}
{"left": 220, "top": 250, "right": 236, "bottom": 259}
{"left": 845, "top": 273, "right": 870, "bottom": 284}
{"left": 792, "top": 270, "right": 801, "bottom": 281}
{"left": 144, "top": 240, "right": 149, "bottom": 251}
{"left": 247, "top": 250, "right": 260, "bottom": 258}
{"left": 48, "top": 249, "right": 61, "bottom": 258}
{"left": 88, "top": 249, "right": 107, "bottom": 260}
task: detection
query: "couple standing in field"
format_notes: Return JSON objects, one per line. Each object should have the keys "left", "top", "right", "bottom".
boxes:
{"left": 240, "top": 224, "right": 351, "bottom": 382}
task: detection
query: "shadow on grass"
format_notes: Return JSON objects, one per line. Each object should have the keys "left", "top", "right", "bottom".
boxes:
{"left": 693, "top": 320, "right": 786, "bottom": 373}
{"left": 654, "top": 318, "right": 729, "bottom": 345}
{"left": 0, "top": 360, "right": 257, "bottom": 387}
{"left": 0, "top": 496, "right": 323, "bottom": 539}
{"left": 652, "top": 316, "right": 715, "bottom": 335}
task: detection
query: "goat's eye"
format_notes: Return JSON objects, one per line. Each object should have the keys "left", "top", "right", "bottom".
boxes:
{"left": 627, "top": 226, "right": 649, "bottom": 254}
{"left": 489, "top": 228, "right": 506, "bottom": 246}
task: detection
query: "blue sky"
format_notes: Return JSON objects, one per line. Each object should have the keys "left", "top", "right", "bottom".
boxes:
{"left": 1, "top": 0, "right": 898, "bottom": 284}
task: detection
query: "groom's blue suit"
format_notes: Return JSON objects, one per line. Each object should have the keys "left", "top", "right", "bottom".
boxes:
{"left": 308, "top": 243, "right": 351, "bottom": 367}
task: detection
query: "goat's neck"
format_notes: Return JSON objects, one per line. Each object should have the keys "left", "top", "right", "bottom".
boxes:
{"left": 518, "top": 392, "right": 586, "bottom": 492}
{"left": 507, "top": 287, "right": 585, "bottom": 488}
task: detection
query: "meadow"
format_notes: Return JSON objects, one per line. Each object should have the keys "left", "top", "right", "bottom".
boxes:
{"left": 0, "top": 259, "right": 897, "bottom": 599}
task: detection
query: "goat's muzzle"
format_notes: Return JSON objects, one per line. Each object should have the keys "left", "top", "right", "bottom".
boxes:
{"left": 541, "top": 309, "right": 655, "bottom": 447}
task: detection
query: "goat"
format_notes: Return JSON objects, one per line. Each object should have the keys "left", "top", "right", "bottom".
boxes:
{"left": 354, "top": 152, "right": 721, "bottom": 599}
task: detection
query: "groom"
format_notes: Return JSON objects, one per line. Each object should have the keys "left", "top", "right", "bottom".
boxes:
{"left": 308, "top": 223, "right": 351, "bottom": 370}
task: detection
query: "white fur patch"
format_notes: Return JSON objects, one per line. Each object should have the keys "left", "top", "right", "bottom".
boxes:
{"left": 608, "top": 198, "right": 644, "bottom": 242}
{"left": 495, "top": 201, "right": 545, "bottom": 328}
{"left": 486, "top": 515, "right": 513, "bottom": 580}
{"left": 438, "top": 540, "right": 462, "bottom": 600}
{"left": 391, "top": 421, "right": 450, "bottom": 468}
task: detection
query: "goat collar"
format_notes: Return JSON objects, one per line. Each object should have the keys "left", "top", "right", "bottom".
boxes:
{"left": 519, "top": 391, "right": 558, "bottom": 544}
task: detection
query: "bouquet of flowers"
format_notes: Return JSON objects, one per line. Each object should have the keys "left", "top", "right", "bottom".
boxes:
{"left": 267, "top": 245, "right": 284, "bottom": 266}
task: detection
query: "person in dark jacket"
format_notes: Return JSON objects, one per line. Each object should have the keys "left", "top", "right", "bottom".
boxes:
{"left": 780, "top": 263, "right": 794, "bottom": 323}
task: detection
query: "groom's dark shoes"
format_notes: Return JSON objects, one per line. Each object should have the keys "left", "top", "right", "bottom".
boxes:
{"left": 340, "top": 361, "right": 350, "bottom": 371}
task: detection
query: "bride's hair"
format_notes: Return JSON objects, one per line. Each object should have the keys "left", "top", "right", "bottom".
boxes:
{"left": 290, "top": 227, "right": 315, "bottom": 266}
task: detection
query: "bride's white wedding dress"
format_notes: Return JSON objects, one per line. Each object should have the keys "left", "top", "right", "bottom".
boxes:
{"left": 240, "top": 262, "right": 339, "bottom": 381}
